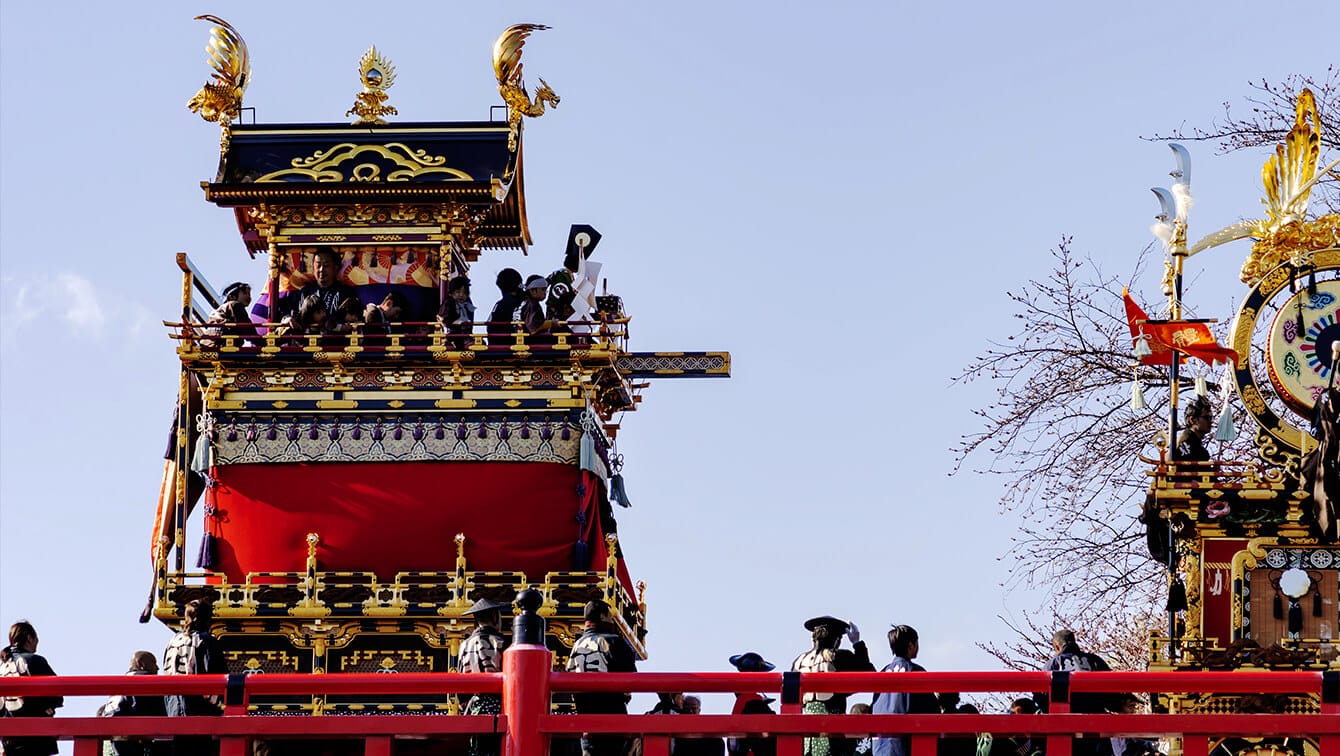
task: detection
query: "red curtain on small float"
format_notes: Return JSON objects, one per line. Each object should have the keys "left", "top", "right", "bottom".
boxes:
{"left": 209, "top": 461, "right": 633, "bottom": 594}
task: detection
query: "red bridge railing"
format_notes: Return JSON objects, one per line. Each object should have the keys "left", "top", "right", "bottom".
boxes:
{"left": 2, "top": 644, "right": 1337, "bottom": 756}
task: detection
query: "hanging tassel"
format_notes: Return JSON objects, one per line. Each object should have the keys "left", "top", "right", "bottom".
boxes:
{"left": 1298, "top": 308, "right": 1307, "bottom": 339}
{"left": 1274, "top": 594, "right": 1284, "bottom": 620}
{"left": 1316, "top": 589, "right": 1324, "bottom": 617}
{"left": 609, "top": 473, "right": 633, "bottom": 509}
{"left": 1131, "top": 378, "right": 1147, "bottom": 411}
{"left": 1166, "top": 578, "right": 1188, "bottom": 613}
{"left": 1195, "top": 370, "right": 1208, "bottom": 399}
{"left": 1133, "top": 328, "right": 1153, "bottom": 359}
{"left": 195, "top": 499, "right": 219, "bottom": 570}
{"left": 1288, "top": 600, "right": 1303, "bottom": 635}
{"left": 1309, "top": 269, "right": 1318, "bottom": 296}
{"left": 1215, "top": 403, "right": 1236, "bottom": 442}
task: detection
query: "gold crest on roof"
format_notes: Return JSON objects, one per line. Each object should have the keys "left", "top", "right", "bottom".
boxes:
{"left": 492, "top": 24, "right": 560, "bottom": 151}
{"left": 347, "top": 46, "right": 399, "bottom": 125}
{"left": 1184, "top": 89, "right": 1340, "bottom": 284}
{"left": 187, "top": 15, "right": 251, "bottom": 151}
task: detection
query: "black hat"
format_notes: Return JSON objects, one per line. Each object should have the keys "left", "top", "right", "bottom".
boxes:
{"left": 803, "top": 615, "right": 849, "bottom": 632}
{"left": 565, "top": 224, "right": 602, "bottom": 260}
{"left": 462, "top": 598, "right": 510, "bottom": 616}
{"left": 728, "top": 652, "right": 775, "bottom": 672}
{"left": 221, "top": 281, "right": 249, "bottom": 302}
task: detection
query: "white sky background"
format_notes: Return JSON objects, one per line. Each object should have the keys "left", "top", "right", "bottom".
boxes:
{"left": 1, "top": 0, "right": 1336, "bottom": 725}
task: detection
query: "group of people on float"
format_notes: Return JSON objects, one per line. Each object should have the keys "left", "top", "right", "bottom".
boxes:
{"left": 1, "top": 609, "right": 1155, "bottom": 756}
{"left": 202, "top": 245, "right": 587, "bottom": 347}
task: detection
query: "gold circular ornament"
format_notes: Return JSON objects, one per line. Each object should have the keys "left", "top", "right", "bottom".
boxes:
{"left": 1230, "top": 248, "right": 1340, "bottom": 456}
{"left": 1265, "top": 278, "right": 1340, "bottom": 415}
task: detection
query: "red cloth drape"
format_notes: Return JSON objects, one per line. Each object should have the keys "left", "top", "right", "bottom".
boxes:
{"left": 210, "top": 461, "right": 633, "bottom": 590}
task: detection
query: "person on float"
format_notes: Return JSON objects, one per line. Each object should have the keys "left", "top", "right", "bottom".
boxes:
{"left": 163, "top": 599, "right": 227, "bottom": 756}
{"left": 203, "top": 281, "right": 260, "bottom": 347}
{"left": 871, "top": 625, "right": 937, "bottom": 756}
{"left": 486, "top": 268, "right": 525, "bottom": 346}
{"left": 438, "top": 277, "right": 476, "bottom": 344}
{"left": 458, "top": 597, "right": 511, "bottom": 756}
{"left": 1173, "top": 396, "right": 1213, "bottom": 462}
{"left": 518, "top": 275, "right": 556, "bottom": 344}
{"left": 565, "top": 600, "right": 638, "bottom": 756}
{"left": 791, "top": 616, "right": 873, "bottom": 756}
{"left": 726, "top": 652, "right": 776, "bottom": 756}
{"left": 280, "top": 246, "right": 360, "bottom": 320}
{"left": 0, "top": 621, "right": 62, "bottom": 756}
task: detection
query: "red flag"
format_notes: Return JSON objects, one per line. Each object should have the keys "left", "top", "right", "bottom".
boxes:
{"left": 1123, "top": 289, "right": 1238, "bottom": 367}
{"left": 1123, "top": 290, "right": 1176, "bottom": 366}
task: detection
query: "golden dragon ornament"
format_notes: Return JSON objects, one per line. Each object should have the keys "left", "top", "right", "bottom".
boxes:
{"left": 1181, "top": 89, "right": 1340, "bottom": 284}
{"left": 187, "top": 15, "right": 251, "bottom": 145}
{"left": 492, "top": 24, "right": 560, "bottom": 152}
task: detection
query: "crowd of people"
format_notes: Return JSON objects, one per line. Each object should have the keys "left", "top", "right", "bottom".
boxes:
{"left": 200, "top": 246, "right": 593, "bottom": 348}
{"left": 1, "top": 614, "right": 1159, "bottom": 756}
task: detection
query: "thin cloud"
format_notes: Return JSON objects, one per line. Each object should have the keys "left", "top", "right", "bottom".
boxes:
{"left": 1, "top": 272, "right": 113, "bottom": 338}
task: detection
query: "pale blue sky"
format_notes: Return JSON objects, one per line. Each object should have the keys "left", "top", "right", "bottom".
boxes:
{"left": 2, "top": 0, "right": 1336, "bottom": 721}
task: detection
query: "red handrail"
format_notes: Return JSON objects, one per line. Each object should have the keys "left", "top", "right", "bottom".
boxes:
{"left": 1, "top": 654, "right": 1336, "bottom": 756}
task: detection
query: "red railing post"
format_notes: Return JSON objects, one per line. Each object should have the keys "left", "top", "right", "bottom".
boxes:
{"left": 220, "top": 672, "right": 250, "bottom": 756}
{"left": 1046, "top": 671, "right": 1072, "bottom": 756}
{"left": 503, "top": 644, "right": 553, "bottom": 756}
{"left": 1322, "top": 671, "right": 1339, "bottom": 756}
{"left": 777, "top": 671, "right": 803, "bottom": 756}
{"left": 365, "top": 735, "right": 394, "bottom": 756}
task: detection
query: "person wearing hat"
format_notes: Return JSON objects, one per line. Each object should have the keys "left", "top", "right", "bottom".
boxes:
{"left": 1173, "top": 396, "right": 1214, "bottom": 462}
{"left": 565, "top": 600, "right": 638, "bottom": 756}
{"left": 203, "top": 281, "right": 259, "bottom": 347}
{"left": 791, "top": 616, "right": 873, "bottom": 756}
{"left": 728, "top": 653, "right": 777, "bottom": 756}
{"left": 458, "top": 597, "right": 511, "bottom": 756}
{"left": 517, "top": 274, "right": 556, "bottom": 344}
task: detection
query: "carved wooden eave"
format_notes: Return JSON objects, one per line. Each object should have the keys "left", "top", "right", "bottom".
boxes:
{"left": 204, "top": 122, "right": 531, "bottom": 255}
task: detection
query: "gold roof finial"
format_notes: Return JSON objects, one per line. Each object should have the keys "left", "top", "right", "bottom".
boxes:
{"left": 1177, "top": 88, "right": 1340, "bottom": 284}
{"left": 347, "top": 46, "right": 398, "bottom": 125}
{"left": 492, "top": 24, "right": 560, "bottom": 151}
{"left": 187, "top": 15, "right": 251, "bottom": 150}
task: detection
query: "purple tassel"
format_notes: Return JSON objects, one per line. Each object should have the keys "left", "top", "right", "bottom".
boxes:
{"left": 372, "top": 419, "right": 384, "bottom": 441}
{"left": 499, "top": 421, "right": 510, "bottom": 440}
{"left": 393, "top": 420, "right": 404, "bottom": 441}
{"left": 413, "top": 423, "right": 424, "bottom": 441}
{"left": 226, "top": 423, "right": 238, "bottom": 442}
{"left": 561, "top": 421, "right": 570, "bottom": 441}
{"left": 246, "top": 421, "right": 257, "bottom": 442}
{"left": 195, "top": 532, "right": 218, "bottom": 570}
{"left": 266, "top": 420, "right": 278, "bottom": 441}
{"left": 541, "top": 421, "right": 553, "bottom": 441}
{"left": 286, "top": 423, "right": 299, "bottom": 442}
{"left": 308, "top": 419, "right": 320, "bottom": 440}
{"left": 434, "top": 419, "right": 445, "bottom": 440}
{"left": 456, "top": 418, "right": 468, "bottom": 440}
{"left": 329, "top": 419, "right": 340, "bottom": 441}
{"left": 520, "top": 420, "right": 531, "bottom": 439}
{"left": 477, "top": 420, "right": 489, "bottom": 439}
{"left": 352, "top": 419, "right": 363, "bottom": 440}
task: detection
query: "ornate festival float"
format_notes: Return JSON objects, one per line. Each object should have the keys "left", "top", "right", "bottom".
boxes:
{"left": 149, "top": 17, "right": 729, "bottom": 714}
{"left": 1136, "top": 89, "right": 1340, "bottom": 751}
